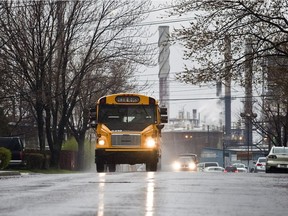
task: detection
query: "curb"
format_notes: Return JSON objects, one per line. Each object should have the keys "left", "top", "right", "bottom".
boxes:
{"left": 0, "top": 171, "right": 21, "bottom": 176}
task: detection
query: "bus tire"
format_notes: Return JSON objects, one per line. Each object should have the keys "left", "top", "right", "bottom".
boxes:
{"left": 157, "top": 161, "right": 161, "bottom": 171}
{"left": 146, "top": 161, "right": 157, "bottom": 172}
{"left": 108, "top": 164, "right": 116, "bottom": 172}
{"left": 96, "top": 160, "right": 105, "bottom": 172}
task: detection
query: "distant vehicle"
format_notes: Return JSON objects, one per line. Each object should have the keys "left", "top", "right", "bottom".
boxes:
{"left": 266, "top": 146, "right": 288, "bottom": 173}
{"left": 178, "top": 153, "right": 198, "bottom": 163}
{"left": 0, "top": 137, "right": 25, "bottom": 166}
{"left": 203, "top": 166, "right": 225, "bottom": 172}
{"left": 224, "top": 166, "right": 238, "bottom": 173}
{"left": 232, "top": 163, "right": 248, "bottom": 173}
{"left": 237, "top": 167, "right": 248, "bottom": 173}
{"left": 232, "top": 163, "right": 246, "bottom": 169}
{"left": 254, "top": 157, "right": 267, "bottom": 173}
{"left": 197, "top": 162, "right": 219, "bottom": 172}
{"left": 172, "top": 155, "right": 197, "bottom": 171}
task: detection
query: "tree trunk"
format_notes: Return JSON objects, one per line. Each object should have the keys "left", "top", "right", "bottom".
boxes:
{"left": 50, "top": 148, "right": 61, "bottom": 169}
{"left": 36, "top": 107, "right": 45, "bottom": 151}
{"left": 77, "top": 136, "right": 85, "bottom": 171}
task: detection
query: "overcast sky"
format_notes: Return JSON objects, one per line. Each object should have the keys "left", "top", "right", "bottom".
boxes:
{"left": 135, "top": 0, "right": 247, "bottom": 126}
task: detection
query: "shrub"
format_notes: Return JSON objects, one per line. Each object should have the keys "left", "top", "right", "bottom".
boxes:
{"left": 62, "top": 137, "right": 78, "bottom": 151}
{"left": 0, "top": 147, "right": 12, "bottom": 169}
{"left": 62, "top": 137, "right": 94, "bottom": 170}
{"left": 83, "top": 139, "right": 95, "bottom": 169}
{"left": 25, "top": 153, "right": 45, "bottom": 169}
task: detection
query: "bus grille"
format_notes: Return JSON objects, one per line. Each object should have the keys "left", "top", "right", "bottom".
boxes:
{"left": 111, "top": 134, "right": 141, "bottom": 146}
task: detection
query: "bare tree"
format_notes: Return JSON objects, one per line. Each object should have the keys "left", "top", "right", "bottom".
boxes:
{"left": 0, "top": 0, "right": 155, "bottom": 168}
{"left": 252, "top": 56, "right": 288, "bottom": 148}
{"left": 169, "top": 0, "right": 288, "bottom": 84}
{"left": 169, "top": 0, "right": 288, "bottom": 147}
{"left": 68, "top": 59, "right": 139, "bottom": 170}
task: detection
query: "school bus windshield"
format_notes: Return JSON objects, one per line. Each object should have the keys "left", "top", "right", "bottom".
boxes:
{"left": 98, "top": 104, "right": 156, "bottom": 131}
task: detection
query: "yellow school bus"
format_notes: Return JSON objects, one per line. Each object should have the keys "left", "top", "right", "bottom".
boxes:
{"left": 90, "top": 93, "right": 168, "bottom": 172}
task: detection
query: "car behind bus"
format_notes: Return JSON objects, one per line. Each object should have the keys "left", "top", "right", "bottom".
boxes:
{"left": 0, "top": 137, "right": 25, "bottom": 167}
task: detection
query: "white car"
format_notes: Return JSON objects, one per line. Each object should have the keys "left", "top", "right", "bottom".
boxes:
{"left": 266, "top": 146, "right": 288, "bottom": 173}
{"left": 172, "top": 156, "right": 197, "bottom": 171}
{"left": 254, "top": 157, "right": 266, "bottom": 173}
{"left": 232, "top": 163, "right": 248, "bottom": 172}
{"left": 197, "top": 162, "right": 219, "bottom": 172}
{"left": 203, "top": 166, "right": 225, "bottom": 172}
{"left": 236, "top": 167, "right": 248, "bottom": 173}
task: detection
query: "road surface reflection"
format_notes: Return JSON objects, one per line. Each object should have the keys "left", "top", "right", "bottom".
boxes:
{"left": 97, "top": 173, "right": 106, "bottom": 216}
{"left": 96, "top": 171, "right": 155, "bottom": 216}
{"left": 146, "top": 172, "right": 155, "bottom": 216}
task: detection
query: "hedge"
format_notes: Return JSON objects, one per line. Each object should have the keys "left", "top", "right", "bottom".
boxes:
{"left": 25, "top": 153, "right": 45, "bottom": 169}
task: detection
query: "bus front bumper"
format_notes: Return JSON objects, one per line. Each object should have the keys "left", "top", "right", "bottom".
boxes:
{"left": 95, "top": 148, "right": 159, "bottom": 165}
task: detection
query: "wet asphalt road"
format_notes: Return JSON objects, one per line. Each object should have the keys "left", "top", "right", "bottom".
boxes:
{"left": 0, "top": 170, "right": 288, "bottom": 216}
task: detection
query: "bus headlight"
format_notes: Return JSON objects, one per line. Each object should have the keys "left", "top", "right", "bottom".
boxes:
{"left": 98, "top": 138, "right": 106, "bottom": 146}
{"left": 145, "top": 137, "right": 156, "bottom": 148}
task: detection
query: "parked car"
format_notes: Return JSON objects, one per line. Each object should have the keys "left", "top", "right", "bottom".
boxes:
{"left": 172, "top": 155, "right": 197, "bottom": 171}
{"left": 266, "top": 146, "right": 288, "bottom": 173}
{"left": 0, "top": 137, "right": 25, "bottom": 167}
{"left": 197, "top": 162, "right": 219, "bottom": 172}
{"left": 224, "top": 166, "right": 238, "bottom": 173}
{"left": 254, "top": 157, "right": 266, "bottom": 173}
{"left": 203, "top": 166, "right": 225, "bottom": 172}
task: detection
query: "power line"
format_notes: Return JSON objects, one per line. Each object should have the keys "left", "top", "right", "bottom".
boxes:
{"left": 134, "top": 16, "right": 195, "bottom": 27}
{"left": 160, "top": 95, "right": 261, "bottom": 102}
{"left": 141, "top": 5, "right": 176, "bottom": 14}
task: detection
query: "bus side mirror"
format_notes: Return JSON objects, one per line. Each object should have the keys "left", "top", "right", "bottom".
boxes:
{"left": 161, "top": 116, "right": 168, "bottom": 123}
{"left": 89, "top": 107, "right": 97, "bottom": 128}
{"left": 157, "top": 124, "right": 165, "bottom": 130}
{"left": 160, "top": 107, "right": 168, "bottom": 123}
{"left": 160, "top": 107, "right": 167, "bottom": 115}
{"left": 90, "top": 121, "right": 98, "bottom": 128}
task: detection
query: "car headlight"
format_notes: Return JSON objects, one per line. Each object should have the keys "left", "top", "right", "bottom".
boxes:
{"left": 188, "top": 162, "right": 196, "bottom": 170}
{"left": 173, "top": 162, "right": 181, "bottom": 170}
{"left": 145, "top": 137, "right": 156, "bottom": 148}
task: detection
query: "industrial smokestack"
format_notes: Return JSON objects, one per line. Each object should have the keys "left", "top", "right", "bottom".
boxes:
{"left": 158, "top": 26, "right": 170, "bottom": 115}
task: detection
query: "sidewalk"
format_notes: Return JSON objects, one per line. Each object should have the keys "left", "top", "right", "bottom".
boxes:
{"left": 0, "top": 171, "right": 21, "bottom": 176}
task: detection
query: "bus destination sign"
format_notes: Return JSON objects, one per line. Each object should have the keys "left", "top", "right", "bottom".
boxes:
{"left": 115, "top": 95, "right": 140, "bottom": 103}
